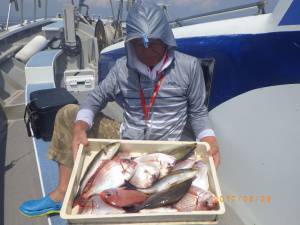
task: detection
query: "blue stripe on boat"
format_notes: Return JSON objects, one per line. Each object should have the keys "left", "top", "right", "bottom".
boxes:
{"left": 100, "top": 31, "right": 300, "bottom": 110}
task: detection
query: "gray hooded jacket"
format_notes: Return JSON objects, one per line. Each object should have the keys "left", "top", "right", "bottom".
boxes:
{"left": 79, "top": 1, "right": 213, "bottom": 140}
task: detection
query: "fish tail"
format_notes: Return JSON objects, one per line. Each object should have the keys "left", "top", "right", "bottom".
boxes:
{"left": 72, "top": 191, "right": 81, "bottom": 207}
{"left": 72, "top": 197, "right": 81, "bottom": 208}
{"left": 73, "top": 188, "right": 87, "bottom": 207}
{"left": 123, "top": 180, "right": 137, "bottom": 190}
{"left": 73, "top": 195, "right": 89, "bottom": 208}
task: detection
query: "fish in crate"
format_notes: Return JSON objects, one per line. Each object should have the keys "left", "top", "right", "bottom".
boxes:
{"left": 72, "top": 142, "right": 219, "bottom": 214}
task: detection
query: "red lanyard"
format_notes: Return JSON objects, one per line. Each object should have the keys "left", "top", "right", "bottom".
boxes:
{"left": 139, "top": 73, "right": 165, "bottom": 121}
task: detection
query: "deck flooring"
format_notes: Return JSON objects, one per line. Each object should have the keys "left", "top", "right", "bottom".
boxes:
{"left": 3, "top": 118, "right": 48, "bottom": 225}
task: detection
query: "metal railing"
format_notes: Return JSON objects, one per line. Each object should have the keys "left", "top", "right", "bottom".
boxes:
{"left": 4, "top": 0, "right": 49, "bottom": 31}
{"left": 169, "top": 0, "right": 267, "bottom": 27}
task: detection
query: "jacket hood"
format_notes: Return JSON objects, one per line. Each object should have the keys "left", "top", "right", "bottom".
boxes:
{"left": 125, "top": 1, "right": 176, "bottom": 71}
{"left": 125, "top": 1, "right": 176, "bottom": 47}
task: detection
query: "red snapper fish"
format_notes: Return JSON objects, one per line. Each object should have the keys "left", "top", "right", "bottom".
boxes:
{"left": 78, "top": 194, "right": 125, "bottom": 215}
{"left": 78, "top": 142, "right": 121, "bottom": 195}
{"left": 78, "top": 158, "right": 137, "bottom": 201}
{"left": 100, "top": 188, "right": 148, "bottom": 208}
{"left": 174, "top": 185, "right": 218, "bottom": 211}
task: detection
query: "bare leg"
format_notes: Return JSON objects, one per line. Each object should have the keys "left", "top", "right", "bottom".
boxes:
{"left": 50, "top": 164, "right": 72, "bottom": 202}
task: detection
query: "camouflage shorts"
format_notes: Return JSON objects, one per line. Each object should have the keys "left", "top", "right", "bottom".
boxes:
{"left": 47, "top": 104, "right": 120, "bottom": 168}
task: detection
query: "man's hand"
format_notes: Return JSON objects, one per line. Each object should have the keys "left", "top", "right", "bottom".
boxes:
{"left": 72, "top": 120, "right": 89, "bottom": 160}
{"left": 200, "top": 136, "right": 220, "bottom": 169}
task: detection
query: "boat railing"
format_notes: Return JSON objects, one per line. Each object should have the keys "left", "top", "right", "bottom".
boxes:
{"left": 169, "top": 0, "right": 267, "bottom": 27}
{"left": 4, "top": 0, "right": 49, "bottom": 32}
{"left": 117, "top": 1, "right": 266, "bottom": 31}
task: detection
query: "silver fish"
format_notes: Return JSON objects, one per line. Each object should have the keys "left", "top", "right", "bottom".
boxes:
{"left": 163, "top": 143, "right": 197, "bottom": 161}
{"left": 78, "top": 194, "right": 125, "bottom": 215}
{"left": 79, "top": 142, "right": 121, "bottom": 193}
{"left": 129, "top": 163, "right": 160, "bottom": 188}
{"left": 115, "top": 151, "right": 146, "bottom": 160}
{"left": 127, "top": 178, "right": 193, "bottom": 212}
{"left": 174, "top": 185, "right": 218, "bottom": 211}
{"left": 137, "top": 168, "right": 198, "bottom": 194}
{"left": 172, "top": 153, "right": 196, "bottom": 171}
{"left": 192, "top": 160, "right": 209, "bottom": 191}
{"left": 80, "top": 158, "right": 137, "bottom": 200}
{"left": 134, "top": 153, "right": 176, "bottom": 178}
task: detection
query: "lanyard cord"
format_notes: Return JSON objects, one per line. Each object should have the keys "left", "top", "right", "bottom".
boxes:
{"left": 138, "top": 72, "right": 165, "bottom": 121}
{"left": 138, "top": 53, "right": 169, "bottom": 122}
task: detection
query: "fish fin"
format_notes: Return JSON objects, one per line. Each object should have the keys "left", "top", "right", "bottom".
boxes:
{"left": 73, "top": 195, "right": 85, "bottom": 208}
{"left": 178, "top": 147, "right": 195, "bottom": 162}
{"left": 123, "top": 180, "right": 137, "bottom": 190}
{"left": 123, "top": 205, "right": 140, "bottom": 213}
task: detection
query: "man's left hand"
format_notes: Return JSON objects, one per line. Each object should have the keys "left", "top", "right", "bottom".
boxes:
{"left": 200, "top": 136, "right": 220, "bottom": 168}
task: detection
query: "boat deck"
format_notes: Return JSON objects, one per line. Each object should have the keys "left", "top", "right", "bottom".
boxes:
{"left": 2, "top": 117, "right": 48, "bottom": 225}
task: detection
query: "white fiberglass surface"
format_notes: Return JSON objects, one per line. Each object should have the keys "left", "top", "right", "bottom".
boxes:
{"left": 210, "top": 84, "right": 300, "bottom": 225}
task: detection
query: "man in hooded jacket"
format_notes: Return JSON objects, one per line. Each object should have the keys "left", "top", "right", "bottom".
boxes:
{"left": 19, "top": 1, "right": 220, "bottom": 217}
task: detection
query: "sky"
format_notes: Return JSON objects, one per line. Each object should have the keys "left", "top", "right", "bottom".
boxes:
{"left": 0, "top": 0, "right": 279, "bottom": 23}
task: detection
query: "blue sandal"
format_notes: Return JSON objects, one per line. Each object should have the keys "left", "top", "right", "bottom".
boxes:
{"left": 19, "top": 195, "right": 62, "bottom": 218}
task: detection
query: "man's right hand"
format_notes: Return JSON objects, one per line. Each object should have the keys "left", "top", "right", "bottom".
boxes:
{"left": 72, "top": 120, "right": 89, "bottom": 160}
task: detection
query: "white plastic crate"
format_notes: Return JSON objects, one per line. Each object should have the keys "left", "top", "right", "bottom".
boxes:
{"left": 61, "top": 139, "right": 225, "bottom": 224}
